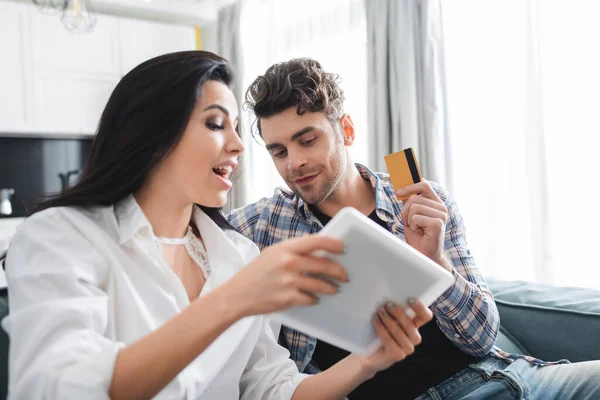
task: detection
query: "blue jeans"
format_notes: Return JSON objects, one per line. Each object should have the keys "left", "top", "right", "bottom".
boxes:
{"left": 414, "top": 355, "right": 600, "bottom": 400}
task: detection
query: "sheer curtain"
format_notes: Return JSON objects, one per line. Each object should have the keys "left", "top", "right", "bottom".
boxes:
{"left": 239, "top": 0, "right": 367, "bottom": 203}
{"left": 442, "top": 0, "right": 600, "bottom": 289}
{"left": 365, "top": 0, "right": 453, "bottom": 188}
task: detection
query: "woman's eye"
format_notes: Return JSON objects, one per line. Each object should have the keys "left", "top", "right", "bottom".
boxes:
{"left": 207, "top": 121, "right": 225, "bottom": 130}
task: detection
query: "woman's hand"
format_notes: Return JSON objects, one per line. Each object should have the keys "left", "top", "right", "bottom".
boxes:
{"left": 291, "top": 299, "right": 434, "bottom": 400}
{"left": 358, "top": 298, "right": 433, "bottom": 375}
{"left": 226, "top": 235, "right": 348, "bottom": 317}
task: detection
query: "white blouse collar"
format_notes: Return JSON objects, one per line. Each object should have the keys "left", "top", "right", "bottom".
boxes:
{"left": 114, "top": 195, "right": 245, "bottom": 272}
{"left": 114, "top": 194, "right": 152, "bottom": 245}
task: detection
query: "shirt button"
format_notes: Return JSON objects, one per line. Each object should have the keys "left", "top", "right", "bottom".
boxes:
{"left": 308, "top": 344, "right": 315, "bottom": 351}
{"left": 454, "top": 333, "right": 460, "bottom": 338}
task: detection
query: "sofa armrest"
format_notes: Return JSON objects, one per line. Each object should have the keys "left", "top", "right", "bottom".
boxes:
{"left": 488, "top": 279, "right": 600, "bottom": 363}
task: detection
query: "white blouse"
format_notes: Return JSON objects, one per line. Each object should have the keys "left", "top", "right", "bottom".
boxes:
{"left": 2, "top": 195, "right": 307, "bottom": 399}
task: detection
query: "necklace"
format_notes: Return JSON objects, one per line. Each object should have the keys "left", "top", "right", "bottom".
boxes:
{"left": 186, "top": 235, "right": 211, "bottom": 279}
{"left": 154, "top": 226, "right": 194, "bottom": 245}
{"left": 154, "top": 225, "right": 211, "bottom": 279}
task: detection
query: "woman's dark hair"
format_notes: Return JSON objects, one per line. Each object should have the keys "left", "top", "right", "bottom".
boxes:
{"left": 34, "top": 50, "right": 235, "bottom": 229}
{"left": 244, "top": 57, "right": 345, "bottom": 139}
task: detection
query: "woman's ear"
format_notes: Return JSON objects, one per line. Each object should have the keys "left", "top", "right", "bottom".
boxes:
{"left": 339, "top": 114, "right": 356, "bottom": 146}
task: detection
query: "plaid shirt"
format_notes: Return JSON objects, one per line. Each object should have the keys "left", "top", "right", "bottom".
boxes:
{"left": 228, "top": 164, "right": 551, "bottom": 373}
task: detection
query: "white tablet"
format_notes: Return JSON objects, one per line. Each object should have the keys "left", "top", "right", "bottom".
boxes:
{"left": 270, "top": 206, "right": 454, "bottom": 356}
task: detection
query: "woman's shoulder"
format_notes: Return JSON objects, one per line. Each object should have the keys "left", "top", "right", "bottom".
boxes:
{"left": 5, "top": 207, "right": 117, "bottom": 282}
{"left": 223, "top": 229, "right": 260, "bottom": 263}
{"left": 6, "top": 205, "right": 117, "bottom": 276}
{"left": 17, "top": 205, "right": 116, "bottom": 240}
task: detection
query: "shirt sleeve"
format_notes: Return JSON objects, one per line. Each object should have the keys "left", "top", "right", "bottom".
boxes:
{"left": 428, "top": 182, "right": 500, "bottom": 358}
{"left": 2, "top": 210, "right": 124, "bottom": 400}
{"left": 227, "top": 198, "right": 268, "bottom": 242}
{"left": 233, "top": 241, "right": 308, "bottom": 399}
{"left": 239, "top": 315, "right": 309, "bottom": 400}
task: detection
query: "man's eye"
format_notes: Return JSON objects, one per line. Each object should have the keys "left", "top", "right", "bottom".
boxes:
{"left": 302, "top": 137, "right": 317, "bottom": 146}
{"left": 273, "top": 150, "right": 287, "bottom": 158}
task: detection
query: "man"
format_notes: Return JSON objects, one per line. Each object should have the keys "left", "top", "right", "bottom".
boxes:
{"left": 228, "top": 58, "right": 600, "bottom": 399}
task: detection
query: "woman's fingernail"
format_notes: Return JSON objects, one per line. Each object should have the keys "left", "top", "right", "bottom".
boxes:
{"left": 336, "top": 283, "right": 343, "bottom": 293}
{"left": 408, "top": 298, "right": 418, "bottom": 306}
{"left": 315, "top": 298, "right": 320, "bottom": 305}
{"left": 342, "top": 246, "right": 348, "bottom": 254}
{"left": 387, "top": 301, "right": 396, "bottom": 310}
{"left": 380, "top": 308, "right": 388, "bottom": 317}
{"left": 396, "top": 188, "right": 404, "bottom": 196}
{"left": 374, "top": 315, "right": 381, "bottom": 324}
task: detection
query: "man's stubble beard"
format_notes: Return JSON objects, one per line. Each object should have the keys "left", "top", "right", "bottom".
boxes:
{"left": 295, "top": 146, "right": 347, "bottom": 206}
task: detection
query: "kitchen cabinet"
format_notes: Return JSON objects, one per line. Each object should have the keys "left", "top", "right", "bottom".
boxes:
{"left": 120, "top": 18, "right": 197, "bottom": 76}
{"left": 30, "top": 10, "right": 121, "bottom": 76}
{"left": 30, "top": 11, "right": 121, "bottom": 134}
{"left": 32, "top": 72, "right": 118, "bottom": 134}
{"left": 0, "top": 2, "right": 197, "bottom": 137}
{"left": 0, "top": 2, "right": 32, "bottom": 132}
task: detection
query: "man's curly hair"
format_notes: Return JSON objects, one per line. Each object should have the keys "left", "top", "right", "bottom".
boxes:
{"left": 244, "top": 58, "right": 345, "bottom": 138}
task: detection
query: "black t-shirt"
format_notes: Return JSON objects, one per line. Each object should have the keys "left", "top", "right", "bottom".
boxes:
{"left": 307, "top": 205, "right": 476, "bottom": 400}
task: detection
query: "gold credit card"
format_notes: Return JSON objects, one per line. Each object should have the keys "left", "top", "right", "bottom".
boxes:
{"left": 384, "top": 148, "right": 422, "bottom": 201}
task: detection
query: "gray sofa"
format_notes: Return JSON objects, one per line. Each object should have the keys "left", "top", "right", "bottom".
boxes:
{"left": 0, "top": 279, "right": 599, "bottom": 399}
{"left": 489, "top": 279, "right": 600, "bottom": 362}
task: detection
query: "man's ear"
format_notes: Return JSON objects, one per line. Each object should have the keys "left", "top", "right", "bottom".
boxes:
{"left": 339, "top": 114, "right": 355, "bottom": 146}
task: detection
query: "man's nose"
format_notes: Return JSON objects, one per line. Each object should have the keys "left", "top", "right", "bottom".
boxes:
{"left": 287, "top": 151, "right": 308, "bottom": 172}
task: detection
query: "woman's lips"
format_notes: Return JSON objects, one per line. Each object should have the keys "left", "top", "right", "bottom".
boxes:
{"left": 213, "top": 170, "right": 233, "bottom": 189}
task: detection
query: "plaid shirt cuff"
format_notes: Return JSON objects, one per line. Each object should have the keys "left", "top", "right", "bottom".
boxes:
{"left": 431, "top": 269, "right": 474, "bottom": 320}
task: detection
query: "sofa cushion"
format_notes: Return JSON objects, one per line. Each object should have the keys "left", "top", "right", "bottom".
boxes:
{"left": 488, "top": 278, "right": 600, "bottom": 362}
{"left": 496, "top": 327, "right": 529, "bottom": 355}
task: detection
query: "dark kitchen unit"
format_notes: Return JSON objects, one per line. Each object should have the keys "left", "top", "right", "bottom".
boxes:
{"left": 0, "top": 136, "right": 93, "bottom": 218}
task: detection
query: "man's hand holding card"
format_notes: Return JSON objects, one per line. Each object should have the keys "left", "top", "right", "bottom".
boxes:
{"left": 385, "top": 148, "right": 452, "bottom": 270}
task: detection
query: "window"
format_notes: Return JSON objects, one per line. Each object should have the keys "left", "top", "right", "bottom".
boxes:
{"left": 443, "top": 0, "right": 600, "bottom": 288}
{"left": 240, "top": 0, "right": 367, "bottom": 203}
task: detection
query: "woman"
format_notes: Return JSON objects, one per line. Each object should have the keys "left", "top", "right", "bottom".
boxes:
{"left": 1, "top": 51, "right": 432, "bottom": 399}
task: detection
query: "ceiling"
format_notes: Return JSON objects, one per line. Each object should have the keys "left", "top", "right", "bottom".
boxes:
{"left": 10, "top": 0, "right": 238, "bottom": 25}
{"left": 93, "top": 0, "right": 238, "bottom": 25}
